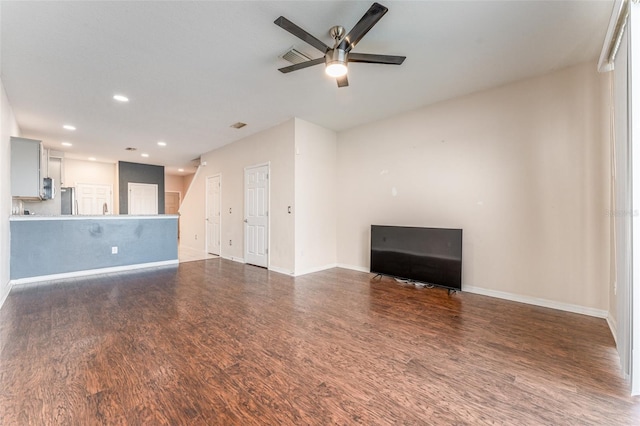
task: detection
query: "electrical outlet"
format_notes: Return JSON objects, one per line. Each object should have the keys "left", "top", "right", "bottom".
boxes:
{"left": 229, "top": 239, "right": 232, "bottom": 246}
{"left": 111, "top": 246, "right": 118, "bottom": 254}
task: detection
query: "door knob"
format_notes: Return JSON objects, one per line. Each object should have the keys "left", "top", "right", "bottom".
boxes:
{"left": 244, "top": 219, "right": 248, "bottom": 223}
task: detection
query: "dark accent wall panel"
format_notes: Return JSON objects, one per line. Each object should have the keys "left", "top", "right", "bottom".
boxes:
{"left": 118, "top": 161, "right": 165, "bottom": 214}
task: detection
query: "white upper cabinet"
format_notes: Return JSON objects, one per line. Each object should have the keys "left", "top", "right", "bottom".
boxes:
{"left": 11, "top": 137, "right": 44, "bottom": 199}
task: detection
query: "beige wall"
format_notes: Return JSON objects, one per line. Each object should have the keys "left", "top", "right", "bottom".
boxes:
{"left": 164, "top": 173, "right": 184, "bottom": 197}
{"left": 180, "top": 119, "right": 295, "bottom": 272}
{"left": 64, "top": 158, "right": 118, "bottom": 212}
{"left": 183, "top": 173, "right": 195, "bottom": 195}
{"left": 179, "top": 166, "right": 206, "bottom": 248}
{"left": 64, "top": 158, "right": 117, "bottom": 187}
{"left": 294, "top": 118, "right": 337, "bottom": 274}
{"left": 165, "top": 173, "right": 194, "bottom": 200}
{"left": 336, "top": 62, "right": 611, "bottom": 311}
{"left": 1, "top": 79, "right": 20, "bottom": 307}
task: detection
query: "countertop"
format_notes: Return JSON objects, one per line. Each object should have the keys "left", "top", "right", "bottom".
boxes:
{"left": 10, "top": 214, "right": 179, "bottom": 221}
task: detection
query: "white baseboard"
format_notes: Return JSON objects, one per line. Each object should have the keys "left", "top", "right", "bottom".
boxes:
{"left": 267, "top": 264, "right": 340, "bottom": 277}
{"left": 607, "top": 312, "right": 618, "bottom": 344}
{"left": 268, "top": 265, "right": 295, "bottom": 276}
{"left": 337, "top": 264, "right": 608, "bottom": 319}
{"left": 9, "top": 259, "right": 179, "bottom": 286}
{"left": 0, "top": 281, "right": 12, "bottom": 310}
{"left": 464, "top": 285, "right": 608, "bottom": 319}
{"left": 221, "top": 255, "right": 245, "bottom": 264}
{"left": 293, "top": 263, "right": 338, "bottom": 277}
{"left": 336, "top": 263, "right": 370, "bottom": 273}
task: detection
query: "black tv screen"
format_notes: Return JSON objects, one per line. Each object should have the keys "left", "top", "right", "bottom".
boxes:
{"left": 370, "top": 225, "right": 463, "bottom": 290}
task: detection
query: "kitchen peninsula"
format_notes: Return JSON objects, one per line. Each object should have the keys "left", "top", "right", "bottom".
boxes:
{"left": 10, "top": 214, "right": 178, "bottom": 283}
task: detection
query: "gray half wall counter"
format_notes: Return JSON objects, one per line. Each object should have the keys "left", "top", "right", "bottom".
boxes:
{"left": 10, "top": 215, "right": 178, "bottom": 282}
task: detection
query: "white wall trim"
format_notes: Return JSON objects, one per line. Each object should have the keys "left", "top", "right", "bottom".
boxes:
{"left": 179, "top": 164, "right": 204, "bottom": 213}
{"left": 293, "top": 263, "right": 338, "bottom": 277}
{"left": 9, "top": 260, "right": 179, "bottom": 286}
{"left": 336, "top": 263, "right": 370, "bottom": 273}
{"left": 608, "top": 312, "right": 619, "bottom": 345}
{"left": 336, "top": 263, "right": 609, "bottom": 319}
{"left": 222, "top": 255, "right": 245, "bottom": 264}
{"left": 0, "top": 281, "right": 12, "bottom": 310}
{"left": 464, "top": 285, "right": 608, "bottom": 319}
{"left": 269, "top": 265, "right": 295, "bottom": 276}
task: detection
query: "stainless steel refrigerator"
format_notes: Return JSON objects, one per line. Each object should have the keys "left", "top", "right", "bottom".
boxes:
{"left": 60, "top": 187, "right": 76, "bottom": 215}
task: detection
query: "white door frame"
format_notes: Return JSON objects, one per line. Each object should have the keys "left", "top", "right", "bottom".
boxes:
{"left": 630, "top": 2, "right": 640, "bottom": 395}
{"left": 244, "top": 162, "right": 270, "bottom": 267}
{"left": 206, "top": 174, "right": 222, "bottom": 256}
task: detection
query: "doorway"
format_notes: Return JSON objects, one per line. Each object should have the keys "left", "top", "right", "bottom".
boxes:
{"left": 206, "top": 175, "right": 221, "bottom": 255}
{"left": 165, "top": 191, "right": 180, "bottom": 215}
{"left": 244, "top": 164, "right": 269, "bottom": 267}
{"left": 128, "top": 183, "right": 158, "bottom": 215}
{"left": 76, "top": 183, "right": 113, "bottom": 215}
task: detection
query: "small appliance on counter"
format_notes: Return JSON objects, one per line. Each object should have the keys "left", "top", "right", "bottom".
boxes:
{"left": 42, "top": 177, "right": 55, "bottom": 200}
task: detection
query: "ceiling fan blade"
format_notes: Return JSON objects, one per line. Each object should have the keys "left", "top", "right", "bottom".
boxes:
{"left": 337, "top": 75, "right": 349, "bottom": 88}
{"left": 338, "top": 2, "right": 388, "bottom": 52}
{"left": 348, "top": 52, "right": 406, "bottom": 65}
{"left": 278, "top": 57, "right": 325, "bottom": 73}
{"left": 274, "top": 16, "right": 330, "bottom": 54}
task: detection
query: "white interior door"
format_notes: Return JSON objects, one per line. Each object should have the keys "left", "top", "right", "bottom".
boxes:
{"left": 128, "top": 183, "right": 158, "bottom": 215}
{"left": 244, "top": 164, "right": 269, "bottom": 267}
{"left": 76, "top": 183, "right": 112, "bottom": 215}
{"left": 206, "top": 175, "right": 221, "bottom": 255}
{"left": 165, "top": 191, "right": 180, "bottom": 214}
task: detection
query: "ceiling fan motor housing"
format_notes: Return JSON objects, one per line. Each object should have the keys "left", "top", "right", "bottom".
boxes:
{"left": 326, "top": 48, "right": 347, "bottom": 68}
{"left": 325, "top": 48, "right": 348, "bottom": 77}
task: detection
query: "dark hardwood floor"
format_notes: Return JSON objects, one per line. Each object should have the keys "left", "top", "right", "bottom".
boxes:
{"left": 1, "top": 259, "right": 639, "bottom": 425}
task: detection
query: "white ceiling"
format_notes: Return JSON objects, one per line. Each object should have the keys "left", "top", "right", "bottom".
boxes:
{"left": 1, "top": 1, "right": 614, "bottom": 175}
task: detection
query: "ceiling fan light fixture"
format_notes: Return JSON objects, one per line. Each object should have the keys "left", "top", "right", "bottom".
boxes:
{"left": 325, "top": 49, "right": 348, "bottom": 77}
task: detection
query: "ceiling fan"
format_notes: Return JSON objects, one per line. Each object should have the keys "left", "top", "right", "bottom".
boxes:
{"left": 274, "top": 2, "right": 406, "bottom": 88}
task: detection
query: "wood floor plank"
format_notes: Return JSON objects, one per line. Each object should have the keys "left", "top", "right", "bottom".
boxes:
{"left": 1, "top": 259, "right": 639, "bottom": 424}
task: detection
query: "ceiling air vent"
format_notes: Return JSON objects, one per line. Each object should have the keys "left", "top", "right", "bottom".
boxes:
{"left": 125, "top": 147, "right": 137, "bottom": 151}
{"left": 280, "top": 47, "right": 311, "bottom": 65}
{"left": 230, "top": 122, "right": 247, "bottom": 129}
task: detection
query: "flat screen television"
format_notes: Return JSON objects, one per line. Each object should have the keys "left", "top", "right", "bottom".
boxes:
{"left": 370, "top": 225, "right": 463, "bottom": 291}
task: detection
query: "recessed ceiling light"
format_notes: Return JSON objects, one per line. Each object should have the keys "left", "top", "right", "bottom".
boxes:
{"left": 113, "top": 94, "right": 129, "bottom": 102}
{"left": 178, "top": 168, "right": 184, "bottom": 172}
{"left": 157, "top": 141, "right": 167, "bottom": 147}
{"left": 230, "top": 122, "right": 247, "bottom": 129}
{"left": 61, "top": 142, "right": 72, "bottom": 147}
{"left": 63, "top": 124, "right": 76, "bottom": 131}
{"left": 88, "top": 157, "right": 96, "bottom": 161}
{"left": 141, "top": 153, "right": 149, "bottom": 158}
